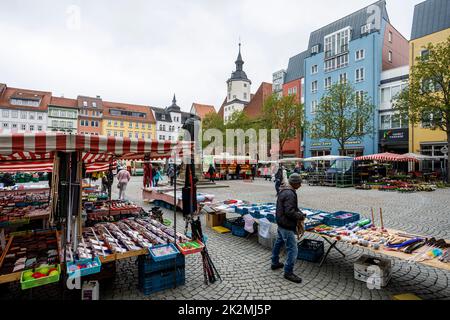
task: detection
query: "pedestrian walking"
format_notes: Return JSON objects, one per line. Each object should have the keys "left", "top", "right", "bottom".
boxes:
{"left": 117, "top": 166, "right": 131, "bottom": 200}
{"left": 271, "top": 173, "right": 305, "bottom": 283}
{"left": 251, "top": 164, "right": 257, "bottom": 181}
{"left": 153, "top": 167, "right": 161, "bottom": 187}
{"left": 208, "top": 164, "right": 216, "bottom": 183}
{"left": 167, "top": 165, "right": 175, "bottom": 186}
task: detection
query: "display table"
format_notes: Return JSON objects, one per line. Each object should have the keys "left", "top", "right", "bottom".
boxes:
{"left": 142, "top": 187, "right": 215, "bottom": 210}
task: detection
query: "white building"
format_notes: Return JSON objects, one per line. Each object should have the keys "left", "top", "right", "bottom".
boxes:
{"left": 223, "top": 44, "right": 252, "bottom": 123}
{"left": 0, "top": 84, "right": 50, "bottom": 133}
{"left": 152, "top": 95, "right": 194, "bottom": 141}
{"left": 47, "top": 97, "right": 79, "bottom": 133}
{"left": 378, "top": 65, "right": 409, "bottom": 153}
{"left": 272, "top": 69, "right": 286, "bottom": 98}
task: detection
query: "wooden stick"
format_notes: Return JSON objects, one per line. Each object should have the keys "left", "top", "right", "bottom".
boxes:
{"left": 380, "top": 208, "right": 386, "bottom": 231}
{"left": 371, "top": 208, "right": 375, "bottom": 229}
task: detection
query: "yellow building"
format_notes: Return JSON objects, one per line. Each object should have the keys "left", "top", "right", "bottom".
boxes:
{"left": 102, "top": 101, "right": 156, "bottom": 139}
{"left": 409, "top": 0, "right": 450, "bottom": 165}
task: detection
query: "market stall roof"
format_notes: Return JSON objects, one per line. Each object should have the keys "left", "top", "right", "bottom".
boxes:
{"left": 85, "top": 161, "right": 118, "bottom": 174}
{"left": 278, "top": 158, "right": 304, "bottom": 163}
{"left": 402, "top": 153, "right": 441, "bottom": 161}
{"left": 0, "top": 160, "right": 54, "bottom": 173}
{"left": 303, "top": 155, "right": 353, "bottom": 162}
{"left": 355, "top": 152, "right": 418, "bottom": 162}
{"left": 0, "top": 133, "right": 187, "bottom": 160}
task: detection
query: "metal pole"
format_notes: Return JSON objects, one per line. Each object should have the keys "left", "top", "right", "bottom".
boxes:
{"left": 173, "top": 151, "right": 177, "bottom": 288}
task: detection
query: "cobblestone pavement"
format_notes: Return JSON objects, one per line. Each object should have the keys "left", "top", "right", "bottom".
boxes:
{"left": 1, "top": 177, "right": 449, "bottom": 300}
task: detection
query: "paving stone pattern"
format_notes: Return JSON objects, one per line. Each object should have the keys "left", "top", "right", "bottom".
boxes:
{"left": 1, "top": 177, "right": 449, "bottom": 300}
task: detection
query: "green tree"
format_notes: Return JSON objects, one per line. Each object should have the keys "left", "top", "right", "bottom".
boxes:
{"left": 394, "top": 36, "right": 450, "bottom": 182}
{"left": 201, "top": 112, "right": 225, "bottom": 149}
{"left": 310, "top": 82, "right": 374, "bottom": 156}
{"left": 260, "top": 94, "right": 304, "bottom": 153}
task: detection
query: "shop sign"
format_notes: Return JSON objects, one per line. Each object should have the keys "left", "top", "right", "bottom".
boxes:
{"left": 380, "top": 129, "right": 408, "bottom": 142}
{"left": 345, "top": 140, "right": 362, "bottom": 146}
{"left": 311, "top": 141, "right": 332, "bottom": 147}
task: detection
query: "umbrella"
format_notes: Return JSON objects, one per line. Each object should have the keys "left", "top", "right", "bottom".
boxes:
{"left": 354, "top": 152, "right": 418, "bottom": 162}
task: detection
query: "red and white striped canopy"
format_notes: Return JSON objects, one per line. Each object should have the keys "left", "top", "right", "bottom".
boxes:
{"left": 0, "top": 160, "right": 54, "bottom": 173}
{"left": 0, "top": 133, "right": 185, "bottom": 159}
{"left": 85, "top": 161, "right": 118, "bottom": 174}
{"left": 355, "top": 152, "right": 418, "bottom": 162}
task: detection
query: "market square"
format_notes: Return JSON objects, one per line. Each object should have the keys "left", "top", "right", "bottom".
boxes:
{"left": 0, "top": 0, "right": 449, "bottom": 304}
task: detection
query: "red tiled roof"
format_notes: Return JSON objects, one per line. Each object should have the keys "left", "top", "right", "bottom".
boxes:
{"left": 103, "top": 101, "right": 156, "bottom": 123}
{"left": 50, "top": 96, "right": 78, "bottom": 109}
{"left": 244, "top": 82, "right": 272, "bottom": 118}
{"left": 0, "top": 86, "right": 52, "bottom": 112}
{"left": 191, "top": 103, "right": 216, "bottom": 119}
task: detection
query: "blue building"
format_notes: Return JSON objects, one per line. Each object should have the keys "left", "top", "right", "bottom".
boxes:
{"left": 303, "top": 0, "right": 409, "bottom": 158}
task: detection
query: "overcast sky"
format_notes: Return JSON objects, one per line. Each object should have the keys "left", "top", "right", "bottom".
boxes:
{"left": 0, "top": 0, "right": 423, "bottom": 112}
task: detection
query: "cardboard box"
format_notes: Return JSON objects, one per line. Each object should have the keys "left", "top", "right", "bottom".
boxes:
{"left": 354, "top": 254, "right": 392, "bottom": 287}
{"left": 206, "top": 213, "right": 225, "bottom": 228}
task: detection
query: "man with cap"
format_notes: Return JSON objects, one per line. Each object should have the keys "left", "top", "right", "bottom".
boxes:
{"left": 271, "top": 173, "right": 305, "bottom": 283}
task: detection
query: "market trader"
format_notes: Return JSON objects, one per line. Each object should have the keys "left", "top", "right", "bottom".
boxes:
{"left": 271, "top": 173, "right": 305, "bottom": 283}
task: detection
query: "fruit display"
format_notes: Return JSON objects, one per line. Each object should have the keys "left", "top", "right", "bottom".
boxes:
{"left": 0, "top": 232, "right": 59, "bottom": 276}
{"left": 20, "top": 264, "right": 61, "bottom": 290}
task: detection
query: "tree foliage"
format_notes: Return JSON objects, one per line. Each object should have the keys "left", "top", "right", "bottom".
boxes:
{"left": 394, "top": 36, "right": 450, "bottom": 181}
{"left": 260, "top": 94, "right": 304, "bottom": 150}
{"left": 310, "top": 82, "right": 374, "bottom": 155}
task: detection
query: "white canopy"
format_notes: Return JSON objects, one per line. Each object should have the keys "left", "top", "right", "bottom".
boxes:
{"left": 402, "top": 153, "right": 442, "bottom": 161}
{"left": 303, "top": 155, "right": 353, "bottom": 162}
{"left": 278, "top": 158, "right": 304, "bottom": 163}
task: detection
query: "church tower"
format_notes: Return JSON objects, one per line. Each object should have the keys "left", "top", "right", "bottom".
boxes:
{"left": 224, "top": 43, "right": 252, "bottom": 123}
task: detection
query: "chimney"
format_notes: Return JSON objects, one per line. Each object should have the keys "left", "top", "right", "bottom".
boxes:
{"left": 96, "top": 95, "right": 101, "bottom": 99}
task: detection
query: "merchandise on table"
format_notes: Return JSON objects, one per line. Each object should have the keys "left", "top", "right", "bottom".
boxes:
{"left": 69, "top": 218, "right": 192, "bottom": 261}
{"left": 0, "top": 188, "right": 50, "bottom": 223}
{"left": 20, "top": 264, "right": 61, "bottom": 290}
{"left": 0, "top": 232, "right": 59, "bottom": 276}
{"left": 83, "top": 198, "right": 142, "bottom": 223}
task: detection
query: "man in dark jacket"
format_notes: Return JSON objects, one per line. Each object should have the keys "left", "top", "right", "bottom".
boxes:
{"left": 271, "top": 173, "right": 305, "bottom": 283}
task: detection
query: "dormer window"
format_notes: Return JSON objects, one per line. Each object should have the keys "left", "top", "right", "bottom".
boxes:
{"left": 361, "top": 23, "right": 371, "bottom": 35}
{"left": 10, "top": 98, "right": 40, "bottom": 107}
{"left": 161, "top": 115, "right": 166, "bottom": 121}
{"left": 311, "top": 45, "right": 319, "bottom": 55}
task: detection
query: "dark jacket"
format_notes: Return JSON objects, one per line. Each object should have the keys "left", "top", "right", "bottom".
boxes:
{"left": 276, "top": 185, "right": 304, "bottom": 232}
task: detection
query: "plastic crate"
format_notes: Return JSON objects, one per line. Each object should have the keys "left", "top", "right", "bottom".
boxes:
{"left": 138, "top": 253, "right": 185, "bottom": 274}
{"left": 231, "top": 224, "right": 248, "bottom": 238}
{"left": 258, "top": 232, "right": 276, "bottom": 249}
{"left": 177, "top": 240, "right": 204, "bottom": 256}
{"left": 223, "top": 217, "right": 240, "bottom": 230}
{"left": 323, "top": 211, "right": 360, "bottom": 227}
{"left": 148, "top": 243, "right": 180, "bottom": 262}
{"left": 67, "top": 257, "right": 102, "bottom": 278}
{"left": 139, "top": 267, "right": 185, "bottom": 295}
{"left": 186, "top": 232, "right": 208, "bottom": 244}
{"left": 297, "top": 239, "right": 324, "bottom": 263}
{"left": 20, "top": 264, "right": 61, "bottom": 290}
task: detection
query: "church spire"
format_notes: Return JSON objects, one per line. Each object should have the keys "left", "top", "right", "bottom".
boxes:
{"left": 172, "top": 94, "right": 177, "bottom": 105}
{"left": 235, "top": 42, "right": 244, "bottom": 71}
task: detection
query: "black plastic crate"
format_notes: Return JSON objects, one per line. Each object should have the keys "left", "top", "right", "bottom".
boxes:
{"left": 138, "top": 267, "right": 185, "bottom": 295}
{"left": 297, "top": 239, "right": 324, "bottom": 263}
{"left": 138, "top": 253, "right": 185, "bottom": 275}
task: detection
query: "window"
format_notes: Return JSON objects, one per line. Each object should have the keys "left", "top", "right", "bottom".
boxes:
{"left": 114, "top": 121, "right": 118, "bottom": 127}
{"left": 128, "top": 132, "right": 132, "bottom": 138}
{"left": 92, "top": 102, "right": 97, "bottom": 108}
{"left": 336, "top": 53, "right": 349, "bottom": 69}
{"left": 381, "top": 87, "right": 390, "bottom": 104}
{"left": 390, "top": 85, "right": 401, "bottom": 100}
{"left": 135, "top": 122, "right": 139, "bottom": 128}
{"left": 37, "top": 125, "right": 43, "bottom": 131}
{"left": 21, "top": 112, "right": 27, "bottom": 119}
{"left": 29, "top": 113, "right": 35, "bottom": 120}
{"left": 12, "top": 123, "right": 17, "bottom": 129}
{"left": 119, "top": 121, "right": 123, "bottom": 128}
{"left": 135, "top": 132, "right": 139, "bottom": 138}
{"left": 60, "top": 121, "right": 66, "bottom": 128}
{"left": 120, "top": 131, "right": 123, "bottom": 137}
{"left": 355, "top": 49, "right": 365, "bottom": 61}
{"left": 10, "top": 98, "right": 39, "bottom": 107}
{"left": 37, "top": 113, "right": 43, "bottom": 120}
{"left": 21, "top": 124, "right": 26, "bottom": 131}
{"left": 324, "top": 77, "right": 332, "bottom": 90}
{"left": 311, "top": 45, "right": 319, "bottom": 55}
{"left": 243, "top": 93, "right": 247, "bottom": 99}
{"left": 388, "top": 51, "right": 393, "bottom": 63}
{"left": 391, "top": 114, "right": 401, "bottom": 129}
{"left": 421, "top": 49, "right": 429, "bottom": 61}
{"left": 311, "top": 100, "right": 318, "bottom": 114}
{"left": 388, "top": 31, "right": 392, "bottom": 43}
{"left": 311, "top": 65, "right": 318, "bottom": 74}
{"left": 311, "top": 81, "right": 318, "bottom": 93}
{"left": 11, "top": 110, "right": 18, "bottom": 118}
{"left": 147, "top": 133, "right": 151, "bottom": 139}
{"left": 3, "top": 123, "right": 9, "bottom": 129}
{"left": 355, "top": 68, "right": 365, "bottom": 82}
{"left": 83, "top": 101, "right": 88, "bottom": 107}
{"left": 2, "top": 110, "right": 8, "bottom": 118}
{"left": 114, "top": 131, "right": 118, "bottom": 137}
{"left": 29, "top": 125, "right": 34, "bottom": 131}
{"left": 324, "top": 27, "right": 350, "bottom": 58}
{"left": 107, "top": 131, "right": 111, "bottom": 137}
{"left": 91, "top": 121, "right": 95, "bottom": 127}
{"left": 52, "top": 120, "right": 58, "bottom": 128}
{"left": 339, "top": 73, "right": 347, "bottom": 84}
{"left": 244, "top": 83, "right": 247, "bottom": 88}
{"left": 361, "top": 23, "right": 371, "bottom": 34}
{"left": 61, "top": 111, "right": 67, "bottom": 118}
{"left": 356, "top": 91, "right": 365, "bottom": 105}
{"left": 142, "top": 133, "right": 145, "bottom": 139}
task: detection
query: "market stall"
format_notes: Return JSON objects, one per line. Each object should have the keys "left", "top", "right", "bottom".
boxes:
{"left": 303, "top": 156, "right": 354, "bottom": 187}
{"left": 0, "top": 132, "right": 212, "bottom": 296}
{"left": 205, "top": 200, "right": 450, "bottom": 275}
{"left": 204, "top": 153, "right": 257, "bottom": 180}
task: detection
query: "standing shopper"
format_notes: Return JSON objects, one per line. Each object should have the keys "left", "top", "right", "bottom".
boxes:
{"left": 117, "top": 167, "right": 131, "bottom": 200}
{"left": 167, "top": 165, "right": 175, "bottom": 186}
{"left": 208, "top": 164, "right": 216, "bottom": 183}
{"left": 271, "top": 173, "right": 305, "bottom": 283}
{"left": 274, "top": 165, "right": 284, "bottom": 195}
